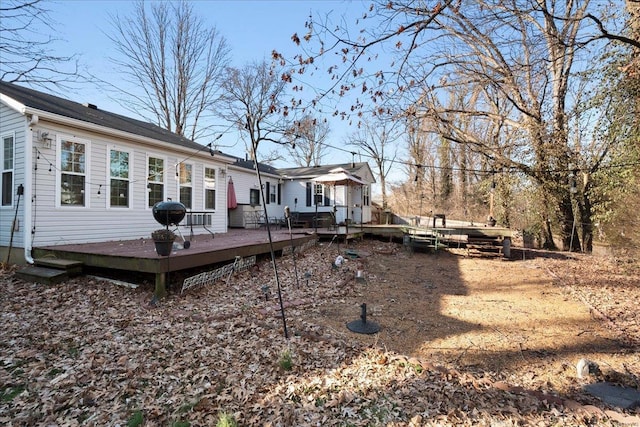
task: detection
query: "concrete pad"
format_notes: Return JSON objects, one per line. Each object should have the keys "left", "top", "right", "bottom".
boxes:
{"left": 584, "top": 382, "right": 640, "bottom": 410}
{"left": 16, "top": 266, "right": 69, "bottom": 284}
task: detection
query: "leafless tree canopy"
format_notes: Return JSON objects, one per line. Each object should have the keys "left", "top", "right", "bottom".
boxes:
{"left": 0, "top": 0, "right": 81, "bottom": 88}
{"left": 218, "top": 60, "right": 291, "bottom": 162}
{"left": 348, "top": 118, "right": 402, "bottom": 208}
{"left": 108, "top": 0, "right": 230, "bottom": 141}
{"left": 287, "top": 0, "right": 636, "bottom": 252}
{"left": 286, "top": 115, "right": 330, "bottom": 167}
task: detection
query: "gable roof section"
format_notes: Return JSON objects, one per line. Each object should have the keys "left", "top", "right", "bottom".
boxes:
{"left": 278, "top": 162, "right": 375, "bottom": 183}
{"left": 0, "top": 81, "right": 206, "bottom": 152}
{"left": 228, "top": 156, "right": 280, "bottom": 176}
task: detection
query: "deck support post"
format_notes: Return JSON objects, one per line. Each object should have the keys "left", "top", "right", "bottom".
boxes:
{"left": 155, "top": 272, "right": 167, "bottom": 298}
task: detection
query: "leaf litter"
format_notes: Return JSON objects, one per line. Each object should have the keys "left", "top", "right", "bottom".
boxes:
{"left": 0, "top": 241, "right": 638, "bottom": 426}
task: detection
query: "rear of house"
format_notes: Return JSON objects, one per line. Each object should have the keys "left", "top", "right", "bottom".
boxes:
{"left": 0, "top": 81, "right": 234, "bottom": 264}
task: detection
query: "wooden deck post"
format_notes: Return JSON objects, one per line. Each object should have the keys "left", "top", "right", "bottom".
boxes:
{"left": 155, "top": 272, "right": 167, "bottom": 298}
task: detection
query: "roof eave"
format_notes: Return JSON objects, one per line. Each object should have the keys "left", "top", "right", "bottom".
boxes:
{"left": 19, "top": 105, "right": 235, "bottom": 164}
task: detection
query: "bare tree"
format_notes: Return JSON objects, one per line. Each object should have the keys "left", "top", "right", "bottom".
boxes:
{"left": 218, "top": 60, "right": 290, "bottom": 162}
{"left": 286, "top": 115, "right": 330, "bottom": 166}
{"left": 290, "top": 0, "right": 631, "bottom": 251}
{"left": 108, "top": 0, "right": 230, "bottom": 141}
{"left": 348, "top": 118, "right": 401, "bottom": 208}
{"left": 0, "top": 0, "right": 81, "bottom": 88}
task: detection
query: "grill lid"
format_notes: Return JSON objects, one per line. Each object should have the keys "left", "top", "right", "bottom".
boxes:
{"left": 152, "top": 201, "right": 186, "bottom": 226}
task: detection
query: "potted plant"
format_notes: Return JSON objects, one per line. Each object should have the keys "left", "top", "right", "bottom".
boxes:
{"left": 151, "top": 228, "right": 176, "bottom": 256}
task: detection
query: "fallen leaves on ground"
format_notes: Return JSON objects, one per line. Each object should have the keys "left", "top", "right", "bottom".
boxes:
{"left": 0, "top": 242, "right": 638, "bottom": 426}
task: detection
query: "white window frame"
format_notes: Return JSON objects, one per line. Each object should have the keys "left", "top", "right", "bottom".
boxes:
{"left": 363, "top": 185, "right": 370, "bottom": 206}
{"left": 1, "top": 132, "right": 15, "bottom": 207}
{"left": 108, "top": 147, "right": 132, "bottom": 209}
{"left": 178, "top": 162, "right": 193, "bottom": 209}
{"left": 147, "top": 155, "right": 166, "bottom": 208}
{"left": 269, "top": 181, "right": 276, "bottom": 204}
{"left": 313, "top": 183, "right": 324, "bottom": 205}
{"left": 56, "top": 135, "right": 90, "bottom": 208}
{"left": 203, "top": 166, "right": 216, "bottom": 211}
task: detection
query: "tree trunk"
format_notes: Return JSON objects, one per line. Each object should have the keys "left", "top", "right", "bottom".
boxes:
{"left": 558, "top": 190, "right": 581, "bottom": 252}
{"left": 578, "top": 183, "right": 594, "bottom": 253}
{"left": 540, "top": 192, "right": 557, "bottom": 250}
{"left": 541, "top": 214, "right": 556, "bottom": 250}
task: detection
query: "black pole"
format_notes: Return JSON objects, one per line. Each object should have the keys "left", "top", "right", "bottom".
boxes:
{"left": 5, "top": 184, "right": 23, "bottom": 264}
{"left": 285, "top": 206, "right": 301, "bottom": 288}
{"left": 251, "top": 140, "right": 289, "bottom": 339}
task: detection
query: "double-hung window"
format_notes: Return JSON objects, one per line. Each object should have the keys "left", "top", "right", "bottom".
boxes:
{"left": 269, "top": 182, "right": 276, "bottom": 204}
{"left": 314, "top": 183, "right": 323, "bottom": 205}
{"left": 204, "top": 167, "right": 216, "bottom": 210}
{"left": 60, "top": 138, "right": 88, "bottom": 206}
{"left": 109, "top": 149, "right": 130, "bottom": 208}
{"left": 249, "top": 188, "right": 260, "bottom": 205}
{"left": 179, "top": 163, "right": 193, "bottom": 209}
{"left": 1, "top": 134, "right": 14, "bottom": 206}
{"left": 148, "top": 157, "right": 164, "bottom": 207}
{"left": 363, "top": 185, "right": 370, "bottom": 206}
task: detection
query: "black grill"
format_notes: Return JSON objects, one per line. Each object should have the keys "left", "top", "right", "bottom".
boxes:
{"left": 152, "top": 201, "right": 186, "bottom": 226}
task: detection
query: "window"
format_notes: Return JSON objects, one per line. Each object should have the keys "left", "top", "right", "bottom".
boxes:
{"left": 60, "top": 139, "right": 87, "bottom": 206}
{"left": 323, "top": 185, "right": 331, "bottom": 206}
{"left": 314, "top": 183, "right": 323, "bottom": 205}
{"left": 204, "top": 167, "right": 216, "bottom": 210}
{"left": 179, "top": 163, "right": 193, "bottom": 209}
{"left": 312, "top": 184, "right": 331, "bottom": 206}
{"left": 148, "top": 156, "right": 164, "bottom": 207}
{"left": 109, "top": 149, "right": 130, "bottom": 207}
{"left": 250, "top": 188, "right": 260, "bottom": 205}
{"left": 268, "top": 182, "right": 276, "bottom": 204}
{"left": 1, "top": 134, "right": 14, "bottom": 206}
{"left": 363, "top": 185, "right": 370, "bottom": 206}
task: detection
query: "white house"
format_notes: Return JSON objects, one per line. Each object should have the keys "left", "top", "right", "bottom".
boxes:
{"left": 0, "top": 81, "right": 238, "bottom": 264}
{"left": 277, "top": 163, "right": 375, "bottom": 226}
{"left": 225, "top": 157, "right": 284, "bottom": 228}
{"left": 0, "top": 81, "right": 378, "bottom": 264}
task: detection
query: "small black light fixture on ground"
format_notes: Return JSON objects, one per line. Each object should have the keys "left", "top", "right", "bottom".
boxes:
{"left": 346, "top": 303, "right": 380, "bottom": 334}
{"left": 304, "top": 271, "right": 312, "bottom": 286}
{"left": 261, "top": 284, "right": 271, "bottom": 301}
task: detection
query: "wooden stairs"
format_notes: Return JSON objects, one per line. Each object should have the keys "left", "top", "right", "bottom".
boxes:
{"left": 16, "top": 258, "right": 83, "bottom": 284}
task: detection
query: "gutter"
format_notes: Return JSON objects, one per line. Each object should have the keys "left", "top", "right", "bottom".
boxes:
{"left": 20, "top": 106, "right": 237, "bottom": 164}
{"left": 23, "top": 114, "right": 36, "bottom": 264}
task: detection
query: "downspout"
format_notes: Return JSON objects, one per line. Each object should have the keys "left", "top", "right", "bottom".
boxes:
{"left": 23, "top": 114, "right": 36, "bottom": 264}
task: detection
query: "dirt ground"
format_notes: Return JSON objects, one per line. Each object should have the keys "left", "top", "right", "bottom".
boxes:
{"left": 307, "top": 240, "right": 640, "bottom": 395}
{"left": 2, "top": 237, "right": 639, "bottom": 425}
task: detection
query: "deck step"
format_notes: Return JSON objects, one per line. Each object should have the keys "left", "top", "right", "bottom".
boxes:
{"left": 16, "top": 266, "right": 69, "bottom": 284}
{"left": 34, "top": 258, "right": 83, "bottom": 276}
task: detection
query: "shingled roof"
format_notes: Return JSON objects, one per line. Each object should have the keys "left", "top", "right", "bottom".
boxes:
{"left": 278, "top": 162, "right": 372, "bottom": 179}
{"left": 0, "top": 81, "right": 206, "bottom": 152}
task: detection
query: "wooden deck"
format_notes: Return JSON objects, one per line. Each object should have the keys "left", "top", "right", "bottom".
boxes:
{"left": 34, "top": 228, "right": 317, "bottom": 272}
{"left": 29, "top": 223, "right": 512, "bottom": 296}
{"left": 32, "top": 228, "right": 317, "bottom": 297}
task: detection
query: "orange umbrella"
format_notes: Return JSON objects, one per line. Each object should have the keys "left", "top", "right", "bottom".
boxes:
{"left": 227, "top": 177, "right": 237, "bottom": 209}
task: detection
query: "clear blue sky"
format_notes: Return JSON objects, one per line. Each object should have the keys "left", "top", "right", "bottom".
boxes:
{"left": 45, "top": 0, "right": 373, "bottom": 167}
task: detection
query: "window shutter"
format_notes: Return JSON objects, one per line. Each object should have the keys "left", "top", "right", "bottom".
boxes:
{"left": 306, "top": 182, "right": 312, "bottom": 206}
{"left": 324, "top": 185, "right": 330, "bottom": 206}
{"left": 265, "top": 182, "right": 270, "bottom": 204}
{"left": 277, "top": 183, "right": 282, "bottom": 205}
